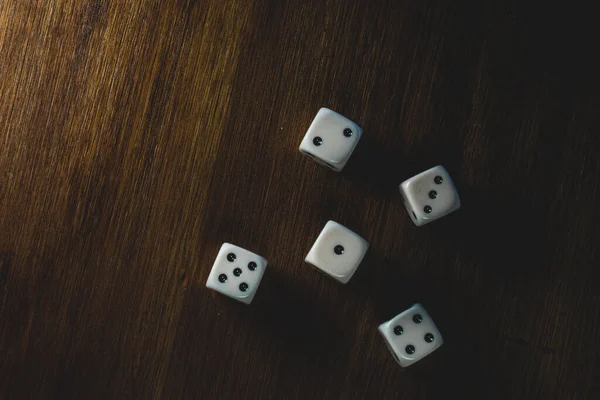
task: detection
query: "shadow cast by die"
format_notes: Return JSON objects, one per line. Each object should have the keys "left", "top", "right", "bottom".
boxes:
{"left": 250, "top": 271, "right": 346, "bottom": 360}
{"left": 342, "top": 136, "right": 409, "bottom": 197}
{"left": 347, "top": 248, "right": 428, "bottom": 322}
{"left": 429, "top": 187, "right": 548, "bottom": 284}
{"left": 425, "top": 290, "right": 513, "bottom": 400}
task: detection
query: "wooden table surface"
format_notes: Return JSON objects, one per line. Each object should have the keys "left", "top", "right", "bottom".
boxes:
{"left": 1, "top": 1, "right": 599, "bottom": 399}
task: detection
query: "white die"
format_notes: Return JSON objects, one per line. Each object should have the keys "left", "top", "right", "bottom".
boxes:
{"left": 206, "top": 243, "right": 267, "bottom": 304}
{"left": 399, "top": 165, "right": 460, "bottom": 226}
{"left": 298, "top": 108, "right": 362, "bottom": 171}
{"left": 304, "top": 221, "right": 369, "bottom": 283}
{"left": 378, "top": 303, "right": 444, "bottom": 367}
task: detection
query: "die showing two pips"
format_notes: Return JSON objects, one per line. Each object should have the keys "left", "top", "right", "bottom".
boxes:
{"left": 299, "top": 107, "right": 363, "bottom": 171}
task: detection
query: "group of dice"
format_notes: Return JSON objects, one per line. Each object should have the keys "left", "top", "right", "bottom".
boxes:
{"left": 206, "top": 108, "right": 462, "bottom": 367}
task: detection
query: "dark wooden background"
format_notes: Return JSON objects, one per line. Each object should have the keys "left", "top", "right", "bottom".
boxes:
{"left": 1, "top": 0, "right": 599, "bottom": 399}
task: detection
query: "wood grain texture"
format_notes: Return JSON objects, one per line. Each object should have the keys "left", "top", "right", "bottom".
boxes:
{"left": 1, "top": 0, "right": 599, "bottom": 399}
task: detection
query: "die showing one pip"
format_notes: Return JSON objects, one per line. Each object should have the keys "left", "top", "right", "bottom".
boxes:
{"left": 304, "top": 221, "right": 368, "bottom": 284}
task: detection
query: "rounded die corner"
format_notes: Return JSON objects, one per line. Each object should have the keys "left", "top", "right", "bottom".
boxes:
{"left": 324, "top": 220, "right": 341, "bottom": 229}
{"left": 360, "top": 237, "right": 370, "bottom": 251}
{"left": 336, "top": 273, "right": 353, "bottom": 284}
{"left": 298, "top": 137, "right": 312, "bottom": 152}
{"left": 452, "top": 193, "right": 462, "bottom": 210}
{"left": 219, "top": 242, "right": 237, "bottom": 252}
{"left": 205, "top": 279, "right": 215, "bottom": 290}
{"left": 237, "top": 292, "right": 255, "bottom": 305}
{"left": 257, "top": 257, "right": 268, "bottom": 270}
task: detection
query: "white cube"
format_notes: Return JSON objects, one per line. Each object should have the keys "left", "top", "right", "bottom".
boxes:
{"left": 378, "top": 303, "right": 444, "bottom": 367}
{"left": 304, "top": 221, "right": 368, "bottom": 283}
{"left": 206, "top": 243, "right": 267, "bottom": 304}
{"left": 399, "top": 165, "right": 460, "bottom": 226}
{"left": 299, "top": 108, "right": 362, "bottom": 171}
